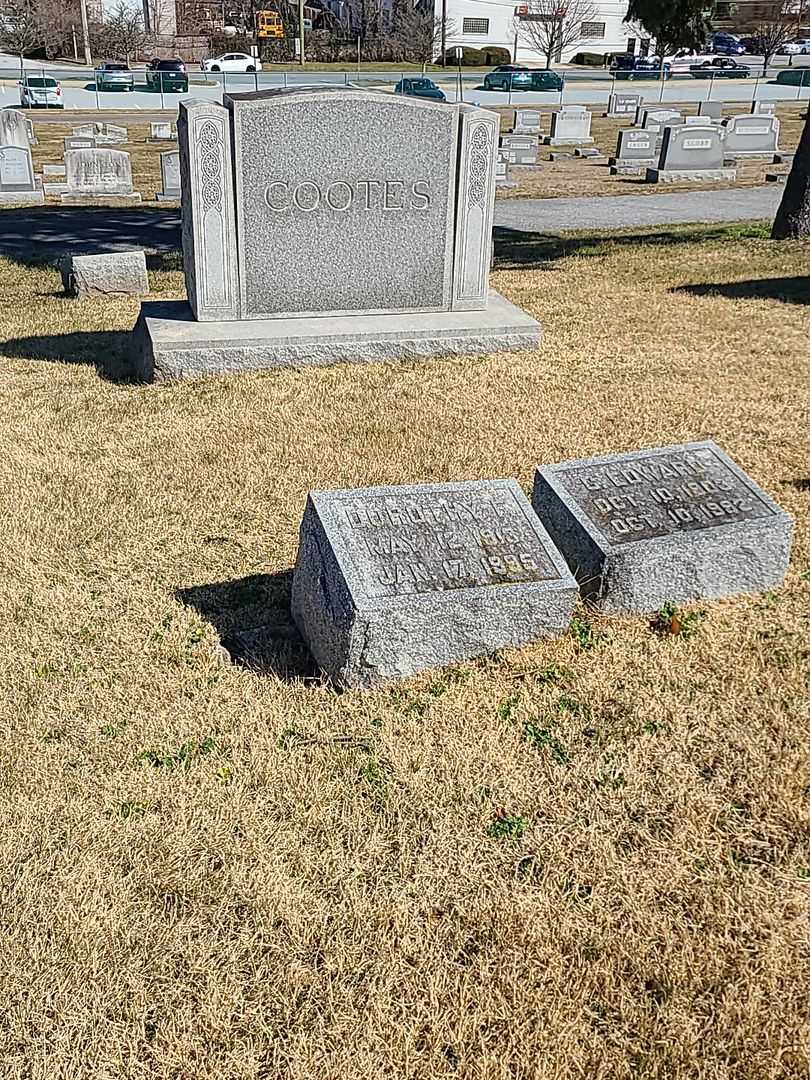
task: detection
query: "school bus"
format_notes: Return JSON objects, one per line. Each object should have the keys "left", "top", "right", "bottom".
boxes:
{"left": 256, "top": 10, "right": 284, "bottom": 39}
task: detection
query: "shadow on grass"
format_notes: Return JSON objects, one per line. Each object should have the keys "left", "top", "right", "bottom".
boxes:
{"left": 2, "top": 329, "right": 136, "bottom": 382}
{"left": 672, "top": 276, "right": 810, "bottom": 305}
{"left": 492, "top": 222, "right": 770, "bottom": 270}
{"left": 0, "top": 205, "right": 181, "bottom": 268}
{"left": 176, "top": 571, "right": 319, "bottom": 682}
{"left": 784, "top": 477, "right": 810, "bottom": 491}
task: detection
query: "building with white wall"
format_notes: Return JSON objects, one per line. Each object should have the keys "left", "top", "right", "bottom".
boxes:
{"left": 439, "top": 0, "right": 650, "bottom": 65}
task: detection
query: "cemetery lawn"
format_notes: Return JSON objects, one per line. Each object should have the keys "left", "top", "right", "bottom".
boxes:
{"left": 1, "top": 222, "right": 809, "bottom": 1079}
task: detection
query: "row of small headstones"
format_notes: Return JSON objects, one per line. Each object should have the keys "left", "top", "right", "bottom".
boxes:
{"left": 283, "top": 440, "right": 792, "bottom": 688}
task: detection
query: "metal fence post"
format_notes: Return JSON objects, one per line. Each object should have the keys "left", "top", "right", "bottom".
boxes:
{"left": 160, "top": 71, "right": 165, "bottom": 110}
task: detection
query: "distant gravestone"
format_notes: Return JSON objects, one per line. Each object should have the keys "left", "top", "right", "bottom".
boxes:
{"left": 647, "top": 123, "right": 734, "bottom": 183}
{"left": 499, "top": 134, "right": 538, "bottom": 164}
{"left": 1, "top": 109, "right": 30, "bottom": 150}
{"left": 532, "top": 441, "right": 793, "bottom": 614}
{"left": 605, "top": 92, "right": 640, "bottom": 118}
{"left": 640, "top": 109, "right": 682, "bottom": 133}
{"left": 697, "top": 101, "right": 723, "bottom": 119}
{"left": 42, "top": 164, "right": 65, "bottom": 176}
{"left": 64, "top": 136, "right": 96, "bottom": 151}
{"left": 546, "top": 106, "right": 594, "bottom": 145}
{"left": 96, "top": 123, "right": 128, "bottom": 144}
{"left": 0, "top": 144, "right": 43, "bottom": 205}
{"left": 609, "top": 127, "right": 657, "bottom": 174}
{"left": 61, "top": 148, "right": 142, "bottom": 204}
{"left": 133, "top": 88, "right": 540, "bottom": 381}
{"left": 513, "top": 108, "right": 541, "bottom": 135}
{"left": 722, "top": 113, "right": 780, "bottom": 157}
{"left": 751, "top": 100, "right": 775, "bottom": 115}
{"left": 291, "top": 479, "right": 578, "bottom": 686}
{"left": 494, "top": 152, "right": 516, "bottom": 188}
{"left": 60, "top": 250, "right": 149, "bottom": 298}
{"left": 156, "top": 150, "right": 181, "bottom": 200}
{"left": 149, "top": 121, "right": 174, "bottom": 141}
{"left": 72, "top": 124, "right": 96, "bottom": 138}
{"left": 24, "top": 118, "right": 36, "bottom": 145}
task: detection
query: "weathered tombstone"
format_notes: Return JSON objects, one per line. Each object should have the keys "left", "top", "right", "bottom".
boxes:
{"left": 64, "top": 136, "right": 96, "bottom": 151}
{"left": 722, "top": 113, "right": 780, "bottom": 157}
{"left": 697, "top": 100, "right": 723, "bottom": 119}
{"left": 513, "top": 108, "right": 541, "bottom": 135}
{"left": 574, "top": 146, "right": 604, "bottom": 159}
{"left": 42, "top": 164, "right": 66, "bottom": 176}
{"left": 1, "top": 109, "right": 31, "bottom": 150}
{"left": 61, "top": 148, "right": 142, "bottom": 204}
{"left": 609, "top": 127, "right": 657, "bottom": 174}
{"left": 24, "top": 118, "right": 36, "bottom": 146}
{"left": 545, "top": 105, "right": 594, "bottom": 145}
{"left": 132, "top": 89, "right": 540, "bottom": 381}
{"left": 96, "top": 123, "right": 128, "bottom": 144}
{"left": 156, "top": 150, "right": 181, "bottom": 200}
{"left": 494, "top": 152, "right": 516, "bottom": 188}
{"left": 646, "top": 123, "right": 734, "bottom": 183}
{"left": 751, "top": 100, "right": 775, "bottom": 115}
{"left": 290, "top": 479, "right": 578, "bottom": 686}
{"left": 532, "top": 441, "right": 793, "bottom": 614}
{"left": 605, "top": 92, "right": 640, "bottom": 118}
{"left": 72, "top": 124, "right": 96, "bottom": 138}
{"left": 640, "top": 109, "right": 682, "bottom": 133}
{"left": 60, "top": 251, "right": 149, "bottom": 297}
{"left": 499, "top": 133, "right": 538, "bottom": 164}
{"left": 0, "top": 145, "right": 43, "bottom": 205}
{"left": 149, "top": 121, "right": 174, "bottom": 141}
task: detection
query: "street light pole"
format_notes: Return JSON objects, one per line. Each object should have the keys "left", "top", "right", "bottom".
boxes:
{"left": 79, "top": 0, "right": 92, "bottom": 66}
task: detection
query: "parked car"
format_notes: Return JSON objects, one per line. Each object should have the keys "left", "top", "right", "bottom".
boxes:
{"left": 201, "top": 52, "right": 262, "bottom": 73}
{"left": 394, "top": 77, "right": 446, "bottom": 101}
{"left": 779, "top": 38, "right": 810, "bottom": 55}
{"left": 95, "top": 61, "right": 134, "bottom": 91}
{"left": 738, "top": 35, "right": 766, "bottom": 54}
{"left": 690, "top": 58, "right": 751, "bottom": 78}
{"left": 19, "top": 75, "right": 63, "bottom": 108}
{"left": 146, "top": 58, "right": 188, "bottom": 93}
{"left": 664, "top": 50, "right": 722, "bottom": 73}
{"left": 710, "top": 33, "right": 745, "bottom": 55}
{"left": 611, "top": 55, "right": 671, "bottom": 80}
{"left": 482, "top": 66, "right": 563, "bottom": 91}
{"left": 776, "top": 66, "right": 810, "bottom": 85}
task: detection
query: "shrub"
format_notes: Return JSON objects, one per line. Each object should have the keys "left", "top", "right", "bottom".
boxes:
{"left": 482, "top": 46, "right": 511, "bottom": 66}
{"left": 440, "top": 47, "right": 485, "bottom": 66}
{"left": 572, "top": 51, "right": 608, "bottom": 66}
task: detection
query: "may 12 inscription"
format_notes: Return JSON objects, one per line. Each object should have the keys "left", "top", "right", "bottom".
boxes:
{"left": 329, "top": 483, "right": 562, "bottom": 599}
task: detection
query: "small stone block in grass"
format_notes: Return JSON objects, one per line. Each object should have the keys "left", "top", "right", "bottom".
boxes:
{"left": 60, "top": 251, "right": 149, "bottom": 298}
{"left": 532, "top": 441, "right": 793, "bottom": 614}
{"left": 291, "top": 480, "right": 578, "bottom": 687}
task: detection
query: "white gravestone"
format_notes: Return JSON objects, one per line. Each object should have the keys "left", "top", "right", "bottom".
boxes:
{"left": 722, "top": 114, "right": 780, "bottom": 157}
{"left": 513, "top": 108, "right": 541, "bottom": 135}
{"left": 545, "top": 106, "right": 594, "bottom": 146}
{"left": 156, "top": 150, "right": 181, "bottom": 201}
{"left": 0, "top": 145, "right": 43, "bottom": 205}
{"left": 61, "top": 148, "right": 142, "bottom": 204}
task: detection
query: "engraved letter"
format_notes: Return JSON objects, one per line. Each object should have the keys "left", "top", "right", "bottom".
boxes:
{"left": 293, "top": 181, "right": 320, "bottom": 212}
{"left": 411, "top": 180, "right": 430, "bottom": 210}
{"left": 264, "top": 181, "right": 289, "bottom": 211}
{"left": 384, "top": 180, "right": 405, "bottom": 210}
{"left": 325, "top": 180, "right": 353, "bottom": 211}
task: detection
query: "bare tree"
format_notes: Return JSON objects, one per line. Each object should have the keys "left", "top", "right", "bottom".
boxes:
{"left": 389, "top": 1, "right": 445, "bottom": 63}
{"left": 0, "top": 0, "right": 46, "bottom": 73}
{"left": 751, "top": 4, "right": 795, "bottom": 75}
{"left": 99, "top": 0, "right": 151, "bottom": 63}
{"left": 515, "top": 0, "right": 599, "bottom": 69}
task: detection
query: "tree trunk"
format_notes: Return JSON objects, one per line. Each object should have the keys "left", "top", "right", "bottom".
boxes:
{"left": 772, "top": 108, "right": 810, "bottom": 238}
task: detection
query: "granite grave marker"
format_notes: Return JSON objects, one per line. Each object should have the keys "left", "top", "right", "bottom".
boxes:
{"left": 646, "top": 123, "right": 733, "bottom": 183}
{"left": 513, "top": 108, "right": 541, "bottom": 135}
{"left": 532, "top": 441, "right": 793, "bottom": 613}
{"left": 605, "top": 92, "right": 640, "bottom": 118}
{"left": 62, "top": 148, "right": 141, "bottom": 203}
{"left": 499, "top": 133, "right": 538, "bottom": 164}
{"left": 156, "top": 150, "right": 181, "bottom": 200}
{"left": 545, "top": 106, "right": 594, "bottom": 145}
{"left": 291, "top": 479, "right": 578, "bottom": 686}
{"left": 722, "top": 113, "right": 780, "bottom": 157}
{"left": 0, "top": 144, "right": 43, "bottom": 205}
{"left": 697, "top": 100, "right": 723, "bottom": 119}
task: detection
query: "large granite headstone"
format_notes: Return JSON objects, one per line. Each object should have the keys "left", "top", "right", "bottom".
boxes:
{"left": 156, "top": 150, "right": 180, "bottom": 201}
{"left": 697, "top": 100, "right": 723, "bottom": 119}
{"left": 0, "top": 144, "right": 43, "bottom": 205}
{"left": 605, "top": 92, "right": 640, "bottom": 118}
{"left": 532, "top": 441, "right": 793, "bottom": 613}
{"left": 640, "top": 109, "right": 682, "bottom": 133}
{"left": 609, "top": 127, "right": 657, "bottom": 174}
{"left": 545, "top": 106, "right": 594, "bottom": 146}
{"left": 513, "top": 108, "right": 542, "bottom": 135}
{"left": 722, "top": 114, "right": 780, "bottom": 157}
{"left": 646, "top": 123, "right": 734, "bottom": 183}
{"left": 291, "top": 479, "right": 578, "bottom": 686}
{"left": 62, "top": 148, "right": 141, "bottom": 204}
{"left": 133, "top": 88, "right": 540, "bottom": 381}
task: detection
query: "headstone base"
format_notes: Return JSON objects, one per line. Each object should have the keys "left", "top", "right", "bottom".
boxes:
{"left": 60, "top": 192, "right": 142, "bottom": 205}
{"left": 574, "top": 147, "right": 606, "bottom": 159}
{"left": 131, "top": 291, "right": 542, "bottom": 383}
{"left": 765, "top": 172, "right": 786, "bottom": 183}
{"left": 43, "top": 183, "right": 70, "bottom": 195}
{"left": 544, "top": 136, "right": 595, "bottom": 146}
{"left": 645, "top": 167, "right": 736, "bottom": 184}
{"left": 609, "top": 159, "right": 656, "bottom": 174}
{"left": 155, "top": 192, "right": 180, "bottom": 202}
{"left": 0, "top": 190, "right": 44, "bottom": 206}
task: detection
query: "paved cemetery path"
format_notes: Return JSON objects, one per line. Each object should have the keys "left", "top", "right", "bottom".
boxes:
{"left": 493, "top": 185, "right": 783, "bottom": 233}
{"left": 0, "top": 186, "right": 783, "bottom": 265}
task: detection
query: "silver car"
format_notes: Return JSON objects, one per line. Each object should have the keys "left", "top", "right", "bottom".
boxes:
{"left": 19, "top": 76, "right": 63, "bottom": 108}
{"left": 95, "top": 62, "right": 135, "bottom": 91}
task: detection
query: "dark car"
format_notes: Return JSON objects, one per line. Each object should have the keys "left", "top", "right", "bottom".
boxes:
{"left": 483, "top": 65, "right": 563, "bottom": 91}
{"left": 146, "top": 58, "right": 188, "bottom": 93}
{"left": 739, "top": 35, "right": 766, "bottom": 54}
{"left": 95, "top": 61, "right": 134, "bottom": 91}
{"left": 710, "top": 33, "right": 745, "bottom": 56}
{"left": 776, "top": 66, "right": 810, "bottom": 85}
{"left": 394, "top": 77, "right": 446, "bottom": 101}
{"left": 611, "top": 55, "right": 671, "bottom": 80}
{"left": 690, "top": 57, "right": 750, "bottom": 78}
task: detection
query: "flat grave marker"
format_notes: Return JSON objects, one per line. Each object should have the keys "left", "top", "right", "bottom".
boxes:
{"left": 532, "top": 441, "right": 793, "bottom": 613}
{"left": 291, "top": 479, "right": 578, "bottom": 686}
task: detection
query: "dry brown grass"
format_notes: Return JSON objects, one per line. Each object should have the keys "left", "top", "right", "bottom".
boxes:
{"left": 0, "top": 223, "right": 809, "bottom": 1079}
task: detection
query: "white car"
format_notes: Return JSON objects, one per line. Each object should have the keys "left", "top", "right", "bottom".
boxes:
{"left": 779, "top": 38, "right": 810, "bottom": 55}
{"left": 201, "top": 52, "right": 262, "bottom": 73}
{"left": 664, "top": 50, "right": 723, "bottom": 74}
{"left": 19, "top": 75, "right": 63, "bottom": 108}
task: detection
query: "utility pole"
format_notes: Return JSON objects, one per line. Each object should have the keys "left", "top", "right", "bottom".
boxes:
{"left": 79, "top": 0, "right": 92, "bottom": 66}
{"left": 298, "top": 0, "right": 305, "bottom": 63}
{"left": 441, "top": 0, "right": 446, "bottom": 65}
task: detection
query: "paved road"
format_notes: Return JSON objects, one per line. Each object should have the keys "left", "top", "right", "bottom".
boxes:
{"left": 0, "top": 186, "right": 782, "bottom": 264}
{"left": 493, "top": 185, "right": 782, "bottom": 232}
